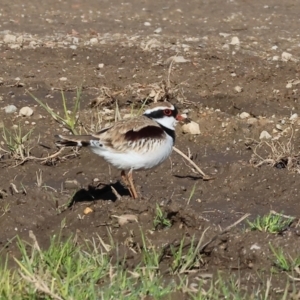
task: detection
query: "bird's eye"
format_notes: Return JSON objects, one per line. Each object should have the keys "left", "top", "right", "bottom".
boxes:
{"left": 164, "top": 109, "right": 172, "bottom": 116}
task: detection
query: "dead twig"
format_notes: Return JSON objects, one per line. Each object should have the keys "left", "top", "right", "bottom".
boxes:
{"left": 199, "top": 213, "right": 250, "bottom": 253}
{"left": 270, "top": 210, "right": 295, "bottom": 220}
{"left": 111, "top": 186, "right": 122, "bottom": 201}
{"left": 10, "top": 147, "right": 76, "bottom": 168}
{"left": 159, "top": 214, "right": 250, "bottom": 268}
{"left": 173, "top": 146, "right": 214, "bottom": 180}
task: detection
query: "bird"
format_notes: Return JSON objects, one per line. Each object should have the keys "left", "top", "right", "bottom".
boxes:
{"left": 55, "top": 101, "right": 183, "bottom": 199}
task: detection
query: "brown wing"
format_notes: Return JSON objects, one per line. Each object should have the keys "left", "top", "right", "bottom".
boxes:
{"left": 92, "top": 116, "right": 165, "bottom": 152}
{"left": 125, "top": 126, "right": 165, "bottom": 141}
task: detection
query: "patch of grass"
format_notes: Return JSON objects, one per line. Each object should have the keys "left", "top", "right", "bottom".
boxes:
{"left": 153, "top": 204, "right": 172, "bottom": 230}
{"left": 190, "top": 274, "right": 291, "bottom": 300}
{"left": 0, "top": 230, "right": 297, "bottom": 300}
{"left": 171, "top": 235, "right": 204, "bottom": 274}
{"left": 247, "top": 212, "right": 293, "bottom": 233}
{"left": 27, "top": 88, "right": 82, "bottom": 135}
{"left": 0, "top": 123, "right": 34, "bottom": 160}
{"left": 0, "top": 203, "right": 10, "bottom": 218}
{"left": 186, "top": 183, "right": 197, "bottom": 205}
{"left": 0, "top": 232, "right": 177, "bottom": 300}
{"left": 270, "top": 243, "right": 300, "bottom": 272}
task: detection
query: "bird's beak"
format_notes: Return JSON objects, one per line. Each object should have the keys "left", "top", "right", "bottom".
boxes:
{"left": 176, "top": 114, "right": 184, "bottom": 121}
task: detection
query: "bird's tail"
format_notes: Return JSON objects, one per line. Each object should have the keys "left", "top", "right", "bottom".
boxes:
{"left": 55, "top": 134, "right": 93, "bottom": 147}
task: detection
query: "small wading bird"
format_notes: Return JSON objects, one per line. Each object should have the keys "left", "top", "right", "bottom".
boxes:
{"left": 55, "top": 101, "right": 183, "bottom": 199}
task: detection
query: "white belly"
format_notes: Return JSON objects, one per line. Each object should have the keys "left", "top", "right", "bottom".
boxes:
{"left": 89, "top": 135, "right": 173, "bottom": 170}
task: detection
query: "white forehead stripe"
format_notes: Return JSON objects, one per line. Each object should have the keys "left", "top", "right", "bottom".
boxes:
{"left": 144, "top": 105, "right": 175, "bottom": 114}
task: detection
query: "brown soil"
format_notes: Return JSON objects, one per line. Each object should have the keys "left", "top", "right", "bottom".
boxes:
{"left": 1, "top": 0, "right": 300, "bottom": 298}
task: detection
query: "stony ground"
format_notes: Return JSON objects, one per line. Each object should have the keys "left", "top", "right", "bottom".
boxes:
{"left": 1, "top": 0, "right": 300, "bottom": 298}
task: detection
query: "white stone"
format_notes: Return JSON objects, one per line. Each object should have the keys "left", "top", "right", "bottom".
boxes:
{"left": 182, "top": 121, "right": 201, "bottom": 135}
{"left": 59, "top": 77, "right": 68, "bottom": 81}
{"left": 286, "top": 82, "right": 293, "bottom": 89}
{"left": 290, "top": 113, "right": 298, "bottom": 121}
{"left": 29, "top": 41, "right": 37, "bottom": 48}
{"left": 89, "top": 38, "right": 98, "bottom": 45}
{"left": 230, "top": 36, "right": 240, "bottom": 45}
{"left": 250, "top": 244, "right": 261, "bottom": 250}
{"left": 275, "top": 124, "right": 283, "bottom": 131}
{"left": 3, "top": 34, "right": 16, "bottom": 43}
{"left": 281, "top": 52, "right": 292, "bottom": 62}
{"left": 272, "top": 56, "right": 279, "bottom": 61}
{"left": 154, "top": 27, "right": 162, "bottom": 34}
{"left": 239, "top": 112, "right": 250, "bottom": 119}
{"left": 19, "top": 106, "right": 33, "bottom": 117}
{"left": 247, "top": 118, "right": 257, "bottom": 125}
{"left": 144, "top": 22, "right": 151, "bottom": 26}
{"left": 259, "top": 130, "right": 272, "bottom": 140}
{"left": 234, "top": 86, "right": 243, "bottom": 93}
{"left": 4, "top": 105, "right": 17, "bottom": 114}
{"left": 271, "top": 45, "right": 278, "bottom": 50}
{"left": 72, "top": 37, "right": 79, "bottom": 44}
{"left": 98, "top": 63, "right": 104, "bottom": 68}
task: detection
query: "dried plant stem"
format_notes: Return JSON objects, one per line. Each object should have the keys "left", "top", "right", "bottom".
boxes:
{"left": 173, "top": 146, "right": 213, "bottom": 180}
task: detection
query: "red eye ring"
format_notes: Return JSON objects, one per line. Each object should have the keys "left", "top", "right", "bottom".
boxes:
{"left": 164, "top": 109, "right": 172, "bottom": 116}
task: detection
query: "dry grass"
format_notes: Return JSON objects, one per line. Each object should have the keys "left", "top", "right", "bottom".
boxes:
{"left": 249, "top": 129, "right": 300, "bottom": 173}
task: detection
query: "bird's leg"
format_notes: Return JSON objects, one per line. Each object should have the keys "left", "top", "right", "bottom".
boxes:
{"left": 127, "top": 169, "right": 138, "bottom": 199}
{"left": 121, "top": 170, "right": 134, "bottom": 198}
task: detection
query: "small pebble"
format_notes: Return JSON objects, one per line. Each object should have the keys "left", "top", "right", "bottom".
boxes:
{"left": 275, "top": 124, "right": 283, "bottom": 131}
{"left": 59, "top": 77, "right": 68, "bottom": 81}
{"left": 154, "top": 27, "right": 162, "bottom": 34}
{"left": 90, "top": 38, "right": 98, "bottom": 45}
{"left": 281, "top": 52, "right": 292, "bottom": 62}
{"left": 247, "top": 118, "right": 257, "bottom": 125}
{"left": 144, "top": 22, "right": 151, "bottom": 26}
{"left": 230, "top": 36, "right": 240, "bottom": 45}
{"left": 4, "top": 105, "right": 17, "bottom": 114}
{"left": 19, "top": 106, "right": 33, "bottom": 117}
{"left": 259, "top": 130, "right": 272, "bottom": 140}
{"left": 240, "top": 111, "right": 250, "bottom": 119}
{"left": 84, "top": 207, "right": 93, "bottom": 215}
{"left": 182, "top": 121, "right": 201, "bottom": 135}
{"left": 290, "top": 113, "right": 298, "bottom": 121}
{"left": 234, "top": 86, "right": 243, "bottom": 93}
{"left": 239, "top": 112, "right": 250, "bottom": 119}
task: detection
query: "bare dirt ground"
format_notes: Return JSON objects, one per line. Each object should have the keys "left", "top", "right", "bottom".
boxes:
{"left": 1, "top": 0, "right": 300, "bottom": 298}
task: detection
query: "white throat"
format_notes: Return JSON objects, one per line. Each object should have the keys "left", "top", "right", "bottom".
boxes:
{"left": 153, "top": 116, "right": 177, "bottom": 130}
